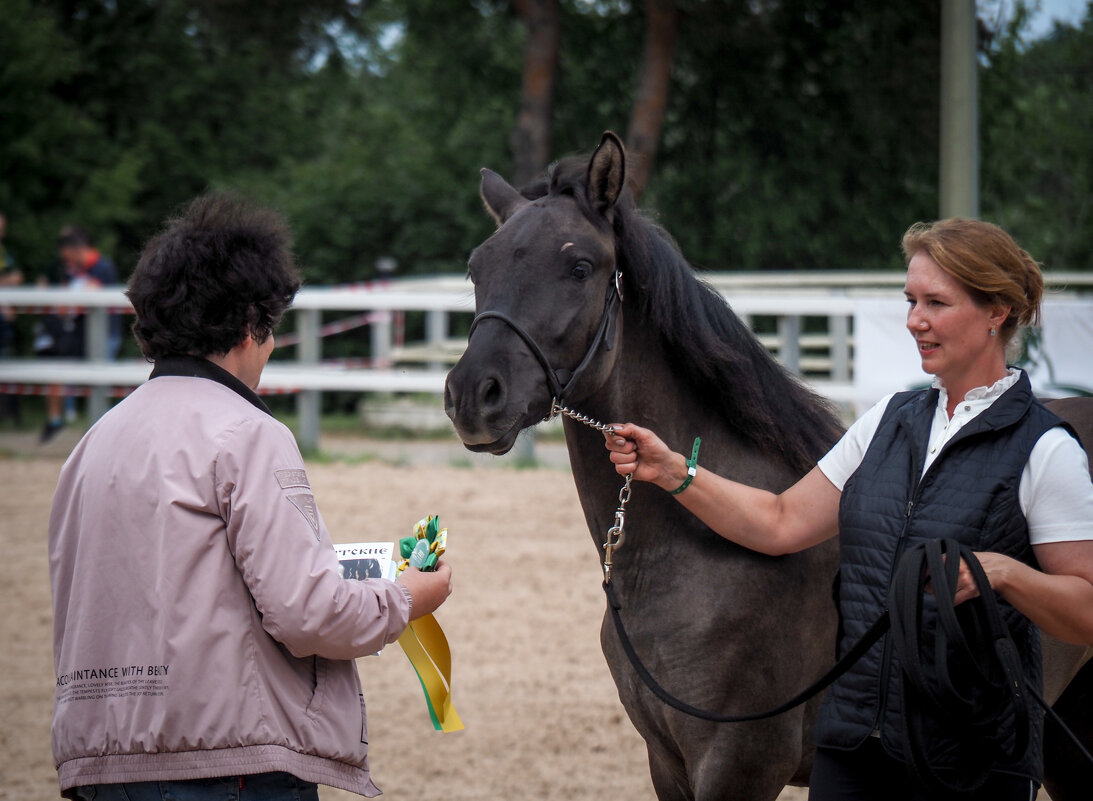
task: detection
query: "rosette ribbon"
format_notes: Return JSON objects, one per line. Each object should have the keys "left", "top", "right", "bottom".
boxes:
{"left": 396, "top": 515, "right": 463, "bottom": 732}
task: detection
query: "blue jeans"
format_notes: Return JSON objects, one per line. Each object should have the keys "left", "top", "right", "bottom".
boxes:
{"left": 72, "top": 772, "right": 319, "bottom": 801}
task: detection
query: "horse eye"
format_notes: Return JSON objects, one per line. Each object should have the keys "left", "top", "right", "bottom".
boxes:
{"left": 571, "top": 261, "right": 591, "bottom": 281}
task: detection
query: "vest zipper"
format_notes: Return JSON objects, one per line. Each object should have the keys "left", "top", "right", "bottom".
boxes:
{"left": 871, "top": 496, "right": 917, "bottom": 737}
{"left": 870, "top": 413, "right": 995, "bottom": 739}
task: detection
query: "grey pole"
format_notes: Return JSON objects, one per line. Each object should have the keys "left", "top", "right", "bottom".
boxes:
{"left": 86, "top": 307, "right": 110, "bottom": 422}
{"left": 939, "top": 0, "right": 979, "bottom": 219}
{"left": 296, "top": 308, "right": 322, "bottom": 452}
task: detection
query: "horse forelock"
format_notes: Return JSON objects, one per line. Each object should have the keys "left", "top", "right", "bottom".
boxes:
{"left": 520, "top": 156, "right": 618, "bottom": 235}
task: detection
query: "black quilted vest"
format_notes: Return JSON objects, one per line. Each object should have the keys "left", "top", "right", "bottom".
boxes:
{"left": 813, "top": 371, "right": 1065, "bottom": 781}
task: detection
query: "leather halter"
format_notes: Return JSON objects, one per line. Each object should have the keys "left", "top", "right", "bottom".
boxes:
{"left": 467, "top": 270, "right": 623, "bottom": 405}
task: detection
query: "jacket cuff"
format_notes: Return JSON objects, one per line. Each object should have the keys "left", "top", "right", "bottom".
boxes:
{"left": 397, "top": 581, "right": 414, "bottom": 619}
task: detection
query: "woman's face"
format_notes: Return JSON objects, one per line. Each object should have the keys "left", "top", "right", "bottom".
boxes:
{"left": 239, "top": 332, "right": 275, "bottom": 390}
{"left": 904, "top": 251, "right": 1009, "bottom": 390}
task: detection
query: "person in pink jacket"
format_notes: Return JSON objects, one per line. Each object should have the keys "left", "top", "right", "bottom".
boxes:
{"left": 48, "top": 193, "right": 453, "bottom": 800}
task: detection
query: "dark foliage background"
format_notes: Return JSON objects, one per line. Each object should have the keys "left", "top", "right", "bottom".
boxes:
{"left": 2, "top": 0, "right": 1090, "bottom": 287}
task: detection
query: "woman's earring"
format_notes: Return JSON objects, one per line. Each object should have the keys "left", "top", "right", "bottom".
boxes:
{"left": 990, "top": 327, "right": 997, "bottom": 337}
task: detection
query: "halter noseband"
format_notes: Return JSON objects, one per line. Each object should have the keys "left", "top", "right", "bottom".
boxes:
{"left": 466, "top": 270, "right": 623, "bottom": 406}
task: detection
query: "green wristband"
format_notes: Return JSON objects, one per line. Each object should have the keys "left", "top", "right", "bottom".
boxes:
{"left": 669, "top": 437, "right": 702, "bottom": 496}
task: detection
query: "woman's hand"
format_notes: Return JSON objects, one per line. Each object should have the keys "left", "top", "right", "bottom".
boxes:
{"left": 399, "top": 562, "right": 453, "bottom": 621}
{"left": 951, "top": 552, "right": 1019, "bottom": 606}
{"left": 603, "top": 422, "right": 688, "bottom": 492}
{"left": 951, "top": 544, "right": 1093, "bottom": 645}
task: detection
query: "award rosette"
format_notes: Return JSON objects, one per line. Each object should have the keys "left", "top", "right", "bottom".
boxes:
{"left": 396, "top": 515, "right": 463, "bottom": 733}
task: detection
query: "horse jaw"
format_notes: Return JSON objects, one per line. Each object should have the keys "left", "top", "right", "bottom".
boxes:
{"left": 445, "top": 413, "right": 525, "bottom": 455}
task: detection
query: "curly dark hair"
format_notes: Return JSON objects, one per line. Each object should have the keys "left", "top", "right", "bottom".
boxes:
{"left": 127, "top": 193, "right": 301, "bottom": 360}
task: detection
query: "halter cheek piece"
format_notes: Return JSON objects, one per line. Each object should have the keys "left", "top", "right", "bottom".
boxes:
{"left": 468, "top": 270, "right": 629, "bottom": 582}
{"left": 467, "top": 270, "right": 623, "bottom": 406}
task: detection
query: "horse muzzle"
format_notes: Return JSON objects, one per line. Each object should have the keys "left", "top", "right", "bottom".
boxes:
{"left": 444, "top": 358, "right": 545, "bottom": 455}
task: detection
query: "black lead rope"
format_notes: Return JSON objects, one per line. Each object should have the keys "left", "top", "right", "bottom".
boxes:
{"left": 604, "top": 579, "right": 890, "bottom": 723}
{"left": 604, "top": 538, "right": 1093, "bottom": 788}
{"left": 889, "top": 540, "right": 1029, "bottom": 794}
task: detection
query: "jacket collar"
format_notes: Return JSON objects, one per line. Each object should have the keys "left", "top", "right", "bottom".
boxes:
{"left": 149, "top": 355, "right": 272, "bottom": 416}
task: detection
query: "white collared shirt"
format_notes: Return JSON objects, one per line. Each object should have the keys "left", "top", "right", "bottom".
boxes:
{"left": 922, "top": 369, "right": 1021, "bottom": 474}
{"left": 819, "top": 370, "right": 1093, "bottom": 545}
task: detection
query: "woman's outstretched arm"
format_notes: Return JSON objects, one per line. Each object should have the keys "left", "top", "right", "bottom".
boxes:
{"left": 605, "top": 422, "right": 841, "bottom": 556}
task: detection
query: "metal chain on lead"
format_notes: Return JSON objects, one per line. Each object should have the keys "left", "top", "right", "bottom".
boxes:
{"left": 549, "top": 399, "right": 633, "bottom": 583}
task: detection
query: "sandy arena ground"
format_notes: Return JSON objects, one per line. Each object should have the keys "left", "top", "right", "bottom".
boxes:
{"left": 0, "top": 424, "right": 857, "bottom": 800}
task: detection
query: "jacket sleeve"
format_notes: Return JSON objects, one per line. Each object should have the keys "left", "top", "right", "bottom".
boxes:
{"left": 216, "top": 415, "right": 412, "bottom": 660}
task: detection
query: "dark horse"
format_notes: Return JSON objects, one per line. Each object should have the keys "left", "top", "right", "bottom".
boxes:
{"left": 444, "top": 132, "right": 1093, "bottom": 799}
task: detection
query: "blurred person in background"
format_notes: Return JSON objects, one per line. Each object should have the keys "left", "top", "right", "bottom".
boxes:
{"left": 36, "top": 225, "right": 122, "bottom": 442}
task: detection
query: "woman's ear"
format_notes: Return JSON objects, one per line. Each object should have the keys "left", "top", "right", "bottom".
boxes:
{"left": 990, "top": 304, "right": 1012, "bottom": 329}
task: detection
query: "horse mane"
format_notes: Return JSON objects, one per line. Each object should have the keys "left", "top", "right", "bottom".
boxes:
{"left": 524, "top": 156, "right": 844, "bottom": 473}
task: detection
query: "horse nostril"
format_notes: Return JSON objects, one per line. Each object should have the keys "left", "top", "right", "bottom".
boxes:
{"left": 479, "top": 375, "right": 505, "bottom": 412}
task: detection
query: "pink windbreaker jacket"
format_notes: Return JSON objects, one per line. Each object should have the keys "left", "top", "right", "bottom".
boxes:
{"left": 49, "top": 359, "right": 411, "bottom": 797}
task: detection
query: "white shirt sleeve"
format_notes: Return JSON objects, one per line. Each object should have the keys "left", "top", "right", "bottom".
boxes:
{"left": 817, "top": 393, "right": 897, "bottom": 492}
{"left": 1022, "top": 427, "right": 1093, "bottom": 545}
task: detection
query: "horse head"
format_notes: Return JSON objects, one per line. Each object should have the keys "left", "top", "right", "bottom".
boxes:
{"left": 445, "top": 132, "right": 629, "bottom": 454}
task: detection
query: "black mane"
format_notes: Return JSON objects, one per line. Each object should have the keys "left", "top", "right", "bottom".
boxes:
{"left": 526, "top": 156, "right": 844, "bottom": 473}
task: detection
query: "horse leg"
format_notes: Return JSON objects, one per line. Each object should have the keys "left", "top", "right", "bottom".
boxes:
{"left": 1042, "top": 635, "right": 1093, "bottom": 704}
{"left": 686, "top": 717, "right": 803, "bottom": 801}
{"left": 601, "top": 625, "right": 802, "bottom": 801}
{"left": 787, "top": 696, "right": 824, "bottom": 785}
{"left": 644, "top": 729, "right": 795, "bottom": 801}
{"left": 646, "top": 744, "right": 694, "bottom": 801}
{"left": 1043, "top": 657, "right": 1093, "bottom": 801}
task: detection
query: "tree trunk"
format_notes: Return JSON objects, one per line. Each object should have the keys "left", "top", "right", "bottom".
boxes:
{"left": 511, "top": 0, "right": 561, "bottom": 188}
{"left": 626, "top": 0, "right": 679, "bottom": 199}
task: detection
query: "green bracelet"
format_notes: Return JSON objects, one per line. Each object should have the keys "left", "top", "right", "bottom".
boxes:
{"left": 669, "top": 437, "right": 702, "bottom": 496}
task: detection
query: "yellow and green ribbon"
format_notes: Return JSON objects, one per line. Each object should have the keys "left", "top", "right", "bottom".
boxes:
{"left": 396, "top": 515, "right": 463, "bottom": 733}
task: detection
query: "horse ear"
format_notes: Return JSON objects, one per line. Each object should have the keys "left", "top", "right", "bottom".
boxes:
{"left": 586, "top": 131, "right": 626, "bottom": 214}
{"left": 480, "top": 168, "right": 528, "bottom": 225}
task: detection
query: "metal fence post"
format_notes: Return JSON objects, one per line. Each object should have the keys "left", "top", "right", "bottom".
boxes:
{"left": 296, "top": 308, "right": 321, "bottom": 452}
{"left": 830, "top": 313, "right": 850, "bottom": 382}
{"left": 426, "top": 309, "right": 447, "bottom": 372}
{"left": 371, "top": 311, "right": 393, "bottom": 368}
{"left": 778, "top": 315, "right": 801, "bottom": 374}
{"left": 86, "top": 306, "right": 110, "bottom": 422}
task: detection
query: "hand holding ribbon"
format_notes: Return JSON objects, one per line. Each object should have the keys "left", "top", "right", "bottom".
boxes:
{"left": 396, "top": 516, "right": 463, "bottom": 733}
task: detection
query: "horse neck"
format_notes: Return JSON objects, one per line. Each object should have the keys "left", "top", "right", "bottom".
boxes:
{"left": 562, "top": 306, "right": 724, "bottom": 531}
{"left": 561, "top": 303, "right": 805, "bottom": 579}
{"left": 566, "top": 306, "right": 706, "bottom": 457}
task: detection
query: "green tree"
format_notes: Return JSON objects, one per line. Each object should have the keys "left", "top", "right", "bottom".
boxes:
{"left": 642, "top": 0, "right": 942, "bottom": 272}
{"left": 5, "top": 0, "right": 1090, "bottom": 288}
{"left": 981, "top": 1, "right": 1093, "bottom": 271}
{"left": 239, "top": 0, "right": 523, "bottom": 283}
{"left": 0, "top": 0, "right": 111, "bottom": 273}
{"left": 2, "top": 0, "right": 357, "bottom": 276}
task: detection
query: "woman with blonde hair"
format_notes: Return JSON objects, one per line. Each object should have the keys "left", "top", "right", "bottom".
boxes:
{"left": 605, "top": 218, "right": 1093, "bottom": 800}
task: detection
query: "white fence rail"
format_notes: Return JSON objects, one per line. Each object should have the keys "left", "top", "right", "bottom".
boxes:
{"left": 3, "top": 272, "right": 1091, "bottom": 451}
